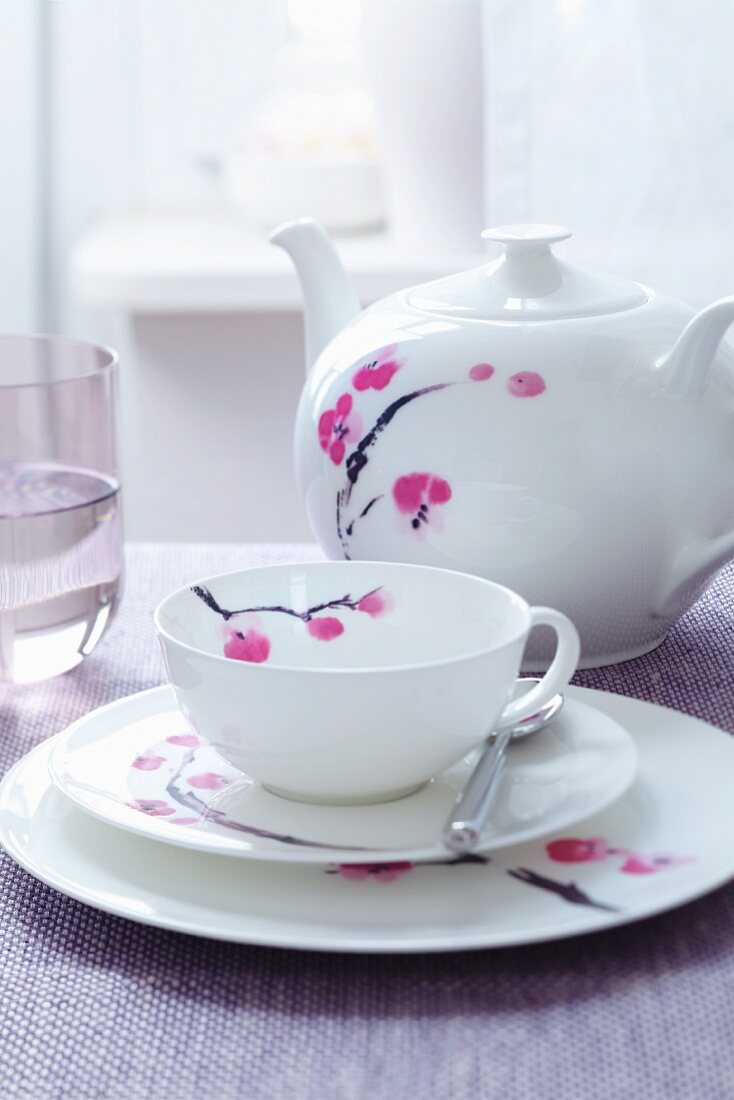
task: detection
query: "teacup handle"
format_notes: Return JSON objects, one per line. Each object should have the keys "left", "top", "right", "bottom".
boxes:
{"left": 498, "top": 607, "right": 580, "bottom": 728}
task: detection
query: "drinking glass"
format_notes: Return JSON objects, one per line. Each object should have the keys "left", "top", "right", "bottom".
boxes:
{"left": 0, "top": 335, "right": 123, "bottom": 683}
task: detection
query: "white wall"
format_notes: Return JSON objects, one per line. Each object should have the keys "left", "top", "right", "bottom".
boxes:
{"left": 111, "top": 310, "right": 311, "bottom": 543}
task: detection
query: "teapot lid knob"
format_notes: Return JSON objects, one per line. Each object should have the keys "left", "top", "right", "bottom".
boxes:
{"left": 482, "top": 224, "right": 572, "bottom": 252}
{"left": 406, "top": 222, "right": 647, "bottom": 320}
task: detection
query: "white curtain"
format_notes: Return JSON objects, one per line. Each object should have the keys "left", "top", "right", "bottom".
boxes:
{"left": 484, "top": 0, "right": 734, "bottom": 306}
{"left": 0, "top": 2, "right": 41, "bottom": 332}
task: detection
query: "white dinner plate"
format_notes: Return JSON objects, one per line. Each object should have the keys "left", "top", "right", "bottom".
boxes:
{"left": 48, "top": 686, "right": 637, "bottom": 863}
{"left": 1, "top": 688, "right": 733, "bottom": 953}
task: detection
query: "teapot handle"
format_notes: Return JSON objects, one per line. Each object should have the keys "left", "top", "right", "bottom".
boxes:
{"left": 660, "top": 297, "right": 734, "bottom": 399}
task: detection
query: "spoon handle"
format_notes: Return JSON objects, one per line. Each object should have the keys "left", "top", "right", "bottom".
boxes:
{"left": 441, "top": 726, "right": 514, "bottom": 852}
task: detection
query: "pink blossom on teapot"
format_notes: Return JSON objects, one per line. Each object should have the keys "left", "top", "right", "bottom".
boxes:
{"left": 507, "top": 371, "right": 545, "bottom": 397}
{"left": 393, "top": 473, "right": 452, "bottom": 533}
{"left": 352, "top": 344, "right": 404, "bottom": 392}
{"left": 469, "top": 362, "right": 495, "bottom": 382}
{"left": 318, "top": 393, "right": 363, "bottom": 465}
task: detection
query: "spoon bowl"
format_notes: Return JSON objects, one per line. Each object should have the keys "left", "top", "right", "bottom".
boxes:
{"left": 501, "top": 677, "right": 564, "bottom": 738}
{"left": 442, "top": 677, "right": 564, "bottom": 852}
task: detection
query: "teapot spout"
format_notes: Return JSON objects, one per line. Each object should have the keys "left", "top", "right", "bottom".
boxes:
{"left": 270, "top": 218, "right": 361, "bottom": 372}
{"left": 659, "top": 296, "right": 734, "bottom": 399}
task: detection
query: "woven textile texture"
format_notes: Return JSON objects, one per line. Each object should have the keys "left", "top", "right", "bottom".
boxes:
{"left": 1, "top": 543, "right": 733, "bottom": 1100}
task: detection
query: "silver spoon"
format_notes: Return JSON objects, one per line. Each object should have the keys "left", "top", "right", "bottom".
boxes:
{"left": 442, "top": 677, "right": 564, "bottom": 852}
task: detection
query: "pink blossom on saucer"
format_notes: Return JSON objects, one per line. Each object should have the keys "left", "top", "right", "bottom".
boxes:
{"left": 166, "top": 732, "right": 200, "bottom": 747}
{"left": 357, "top": 588, "right": 394, "bottom": 618}
{"left": 507, "top": 371, "right": 546, "bottom": 397}
{"left": 469, "top": 362, "right": 495, "bottom": 382}
{"left": 132, "top": 754, "right": 166, "bottom": 772}
{"left": 224, "top": 628, "right": 271, "bottom": 663}
{"left": 307, "top": 616, "right": 345, "bottom": 641}
{"left": 170, "top": 816, "right": 199, "bottom": 826}
{"left": 188, "top": 772, "right": 230, "bottom": 790}
{"left": 318, "top": 393, "right": 363, "bottom": 466}
{"left": 353, "top": 345, "right": 403, "bottom": 392}
{"left": 127, "top": 798, "right": 176, "bottom": 817}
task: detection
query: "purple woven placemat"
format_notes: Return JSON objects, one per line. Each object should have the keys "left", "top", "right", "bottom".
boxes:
{"left": 1, "top": 543, "right": 733, "bottom": 1100}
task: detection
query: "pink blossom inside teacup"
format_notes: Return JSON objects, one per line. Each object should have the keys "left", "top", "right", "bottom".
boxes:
{"left": 154, "top": 561, "right": 579, "bottom": 805}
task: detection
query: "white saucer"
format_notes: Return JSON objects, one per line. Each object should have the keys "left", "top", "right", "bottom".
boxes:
{"left": 3, "top": 688, "right": 734, "bottom": 953}
{"left": 48, "top": 686, "right": 638, "bottom": 863}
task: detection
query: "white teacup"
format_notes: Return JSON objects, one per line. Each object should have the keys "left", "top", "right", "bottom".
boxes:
{"left": 154, "top": 562, "right": 580, "bottom": 805}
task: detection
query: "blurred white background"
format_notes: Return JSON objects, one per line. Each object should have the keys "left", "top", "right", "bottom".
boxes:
{"left": 2, "top": 0, "right": 733, "bottom": 542}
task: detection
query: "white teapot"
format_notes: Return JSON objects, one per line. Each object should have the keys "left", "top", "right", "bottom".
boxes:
{"left": 272, "top": 220, "right": 734, "bottom": 667}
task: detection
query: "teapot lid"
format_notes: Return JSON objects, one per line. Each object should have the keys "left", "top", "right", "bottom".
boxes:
{"left": 405, "top": 225, "right": 648, "bottom": 321}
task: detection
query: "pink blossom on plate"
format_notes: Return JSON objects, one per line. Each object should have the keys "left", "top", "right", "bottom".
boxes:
{"left": 357, "top": 588, "right": 394, "bottom": 618}
{"left": 188, "top": 772, "right": 230, "bottom": 790}
{"left": 469, "top": 362, "right": 495, "bottom": 382}
{"left": 546, "top": 837, "right": 609, "bottom": 863}
{"left": 166, "top": 732, "right": 200, "bottom": 747}
{"left": 318, "top": 393, "right": 363, "bottom": 466}
{"left": 132, "top": 754, "right": 166, "bottom": 772}
{"left": 547, "top": 837, "right": 694, "bottom": 874}
{"left": 224, "top": 628, "right": 271, "bottom": 664}
{"left": 127, "top": 798, "right": 176, "bottom": 817}
{"left": 307, "top": 616, "right": 345, "bottom": 641}
{"left": 507, "top": 371, "right": 546, "bottom": 397}
{"left": 336, "top": 861, "right": 414, "bottom": 883}
{"left": 353, "top": 345, "right": 403, "bottom": 392}
{"left": 170, "top": 816, "right": 199, "bottom": 826}
{"left": 619, "top": 853, "right": 694, "bottom": 875}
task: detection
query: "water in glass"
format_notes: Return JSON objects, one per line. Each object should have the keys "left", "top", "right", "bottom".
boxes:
{"left": 0, "top": 461, "right": 123, "bottom": 683}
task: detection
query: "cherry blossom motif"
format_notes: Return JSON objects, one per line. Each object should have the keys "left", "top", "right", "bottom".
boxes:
{"left": 507, "top": 371, "right": 546, "bottom": 397}
{"left": 469, "top": 362, "right": 495, "bottom": 382}
{"left": 547, "top": 837, "right": 694, "bottom": 875}
{"left": 188, "top": 772, "right": 231, "bottom": 790}
{"left": 618, "top": 853, "right": 694, "bottom": 875}
{"left": 393, "top": 472, "right": 452, "bottom": 532}
{"left": 318, "top": 393, "right": 363, "bottom": 465}
{"left": 132, "top": 754, "right": 166, "bottom": 772}
{"left": 306, "top": 616, "right": 345, "bottom": 641}
{"left": 335, "top": 861, "right": 414, "bottom": 882}
{"left": 127, "top": 798, "right": 176, "bottom": 817}
{"left": 195, "top": 586, "right": 393, "bottom": 658}
{"left": 352, "top": 344, "right": 404, "bottom": 392}
{"left": 170, "top": 817, "right": 199, "bottom": 826}
{"left": 546, "top": 837, "right": 609, "bottom": 864}
{"left": 224, "top": 627, "right": 271, "bottom": 664}
{"left": 166, "top": 732, "right": 199, "bottom": 747}
{"left": 357, "top": 588, "right": 394, "bottom": 618}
